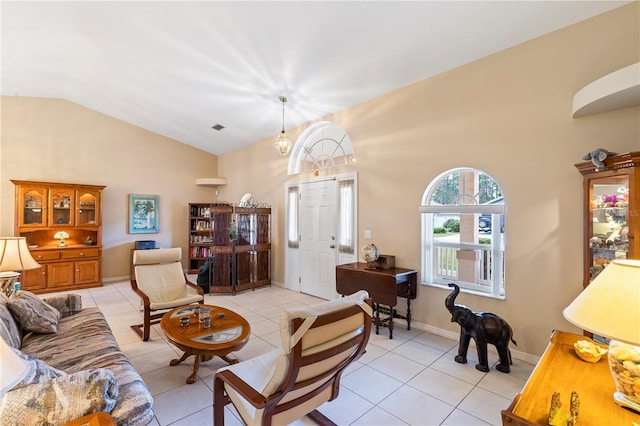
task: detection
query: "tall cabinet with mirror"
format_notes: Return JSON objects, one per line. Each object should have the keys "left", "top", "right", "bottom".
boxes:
{"left": 575, "top": 151, "right": 639, "bottom": 288}
{"left": 11, "top": 180, "right": 106, "bottom": 293}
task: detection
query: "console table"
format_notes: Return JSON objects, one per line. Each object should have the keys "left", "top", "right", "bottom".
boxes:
{"left": 502, "top": 330, "right": 639, "bottom": 425}
{"left": 336, "top": 262, "right": 417, "bottom": 339}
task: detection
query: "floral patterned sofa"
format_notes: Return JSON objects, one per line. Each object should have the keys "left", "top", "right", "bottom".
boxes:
{"left": 0, "top": 291, "right": 153, "bottom": 425}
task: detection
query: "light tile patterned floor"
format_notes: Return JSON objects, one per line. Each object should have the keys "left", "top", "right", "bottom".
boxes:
{"left": 47, "top": 281, "right": 534, "bottom": 426}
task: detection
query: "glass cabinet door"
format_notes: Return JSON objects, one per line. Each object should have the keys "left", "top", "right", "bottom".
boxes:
{"left": 76, "top": 190, "right": 99, "bottom": 226}
{"left": 49, "top": 189, "right": 75, "bottom": 226}
{"left": 588, "top": 175, "right": 629, "bottom": 281}
{"left": 19, "top": 186, "right": 47, "bottom": 227}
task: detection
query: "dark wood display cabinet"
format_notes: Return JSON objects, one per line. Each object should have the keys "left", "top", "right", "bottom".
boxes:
{"left": 189, "top": 202, "right": 271, "bottom": 294}
{"left": 11, "top": 180, "right": 105, "bottom": 293}
{"left": 575, "top": 151, "right": 639, "bottom": 288}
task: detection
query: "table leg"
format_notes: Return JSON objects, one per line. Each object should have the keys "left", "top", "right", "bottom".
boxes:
{"left": 170, "top": 351, "right": 191, "bottom": 367}
{"left": 374, "top": 303, "right": 380, "bottom": 335}
{"left": 406, "top": 297, "right": 411, "bottom": 330}
{"left": 220, "top": 354, "right": 240, "bottom": 365}
{"left": 186, "top": 355, "right": 201, "bottom": 384}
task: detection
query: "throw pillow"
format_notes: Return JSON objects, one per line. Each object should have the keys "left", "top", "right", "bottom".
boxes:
{"left": 7, "top": 290, "right": 61, "bottom": 334}
{"left": 42, "top": 294, "right": 82, "bottom": 318}
{"left": 0, "top": 368, "right": 118, "bottom": 426}
{"left": 10, "top": 347, "right": 66, "bottom": 390}
{"left": 0, "top": 298, "right": 22, "bottom": 348}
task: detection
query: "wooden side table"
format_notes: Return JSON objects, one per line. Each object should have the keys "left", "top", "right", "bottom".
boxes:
{"left": 63, "top": 412, "right": 117, "bottom": 426}
{"left": 502, "top": 330, "right": 640, "bottom": 425}
{"left": 336, "top": 262, "right": 417, "bottom": 339}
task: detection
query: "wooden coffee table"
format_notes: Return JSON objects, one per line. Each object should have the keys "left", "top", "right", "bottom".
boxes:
{"left": 160, "top": 304, "right": 251, "bottom": 384}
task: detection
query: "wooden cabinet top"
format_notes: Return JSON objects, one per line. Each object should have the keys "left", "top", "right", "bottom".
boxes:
{"left": 574, "top": 151, "right": 640, "bottom": 176}
{"left": 337, "top": 262, "right": 417, "bottom": 276}
{"left": 10, "top": 179, "right": 106, "bottom": 190}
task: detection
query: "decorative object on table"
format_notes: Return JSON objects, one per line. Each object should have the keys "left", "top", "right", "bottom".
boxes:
{"left": 128, "top": 194, "right": 159, "bottom": 234}
{"left": 0, "top": 237, "right": 41, "bottom": 296}
{"left": 361, "top": 242, "right": 380, "bottom": 269}
{"left": 85, "top": 236, "right": 94, "bottom": 246}
{"left": 548, "top": 391, "right": 580, "bottom": 426}
{"left": 573, "top": 339, "right": 607, "bottom": 363}
{"left": 563, "top": 259, "right": 640, "bottom": 412}
{"left": 582, "top": 148, "right": 617, "bottom": 172}
{"left": 54, "top": 231, "right": 69, "bottom": 247}
{"left": 180, "top": 316, "right": 190, "bottom": 327}
{"left": 275, "top": 96, "right": 291, "bottom": 156}
{"left": 371, "top": 254, "right": 396, "bottom": 270}
{"left": 445, "top": 283, "right": 517, "bottom": 373}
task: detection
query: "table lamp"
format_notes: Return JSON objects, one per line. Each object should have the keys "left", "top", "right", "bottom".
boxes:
{"left": 54, "top": 231, "right": 69, "bottom": 247}
{"left": 0, "top": 237, "right": 41, "bottom": 295}
{"left": 0, "top": 336, "right": 28, "bottom": 395}
{"left": 563, "top": 259, "right": 640, "bottom": 412}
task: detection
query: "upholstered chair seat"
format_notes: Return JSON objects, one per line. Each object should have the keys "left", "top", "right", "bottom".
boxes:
{"left": 130, "top": 248, "right": 203, "bottom": 341}
{"left": 214, "top": 290, "right": 372, "bottom": 426}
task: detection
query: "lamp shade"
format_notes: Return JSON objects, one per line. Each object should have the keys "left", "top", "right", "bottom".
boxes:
{"left": 53, "top": 231, "right": 69, "bottom": 240}
{"left": 0, "top": 336, "right": 29, "bottom": 394}
{"left": 563, "top": 259, "right": 640, "bottom": 346}
{"left": 0, "top": 237, "right": 40, "bottom": 272}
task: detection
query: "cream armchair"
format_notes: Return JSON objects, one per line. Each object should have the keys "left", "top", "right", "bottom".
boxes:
{"left": 214, "top": 290, "right": 372, "bottom": 426}
{"left": 130, "top": 248, "right": 204, "bottom": 341}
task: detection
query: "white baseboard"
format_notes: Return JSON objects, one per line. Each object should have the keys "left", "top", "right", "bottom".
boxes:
{"left": 103, "top": 275, "right": 130, "bottom": 283}
{"left": 395, "top": 318, "right": 540, "bottom": 365}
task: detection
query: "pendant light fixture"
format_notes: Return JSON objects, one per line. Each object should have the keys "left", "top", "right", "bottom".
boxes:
{"left": 275, "top": 96, "right": 291, "bottom": 156}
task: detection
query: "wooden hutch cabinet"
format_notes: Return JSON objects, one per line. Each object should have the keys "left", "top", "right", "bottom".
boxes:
{"left": 11, "top": 180, "right": 105, "bottom": 293}
{"left": 575, "top": 151, "right": 639, "bottom": 288}
{"left": 189, "top": 202, "right": 271, "bottom": 294}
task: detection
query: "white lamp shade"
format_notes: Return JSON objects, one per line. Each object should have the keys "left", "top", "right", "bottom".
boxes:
{"left": 563, "top": 259, "right": 640, "bottom": 346}
{"left": 0, "top": 336, "right": 29, "bottom": 394}
{"left": 0, "top": 237, "right": 40, "bottom": 272}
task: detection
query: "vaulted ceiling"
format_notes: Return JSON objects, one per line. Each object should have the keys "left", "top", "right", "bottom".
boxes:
{"left": 1, "top": 1, "right": 630, "bottom": 155}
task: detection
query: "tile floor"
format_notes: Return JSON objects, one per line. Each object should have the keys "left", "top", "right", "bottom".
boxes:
{"left": 45, "top": 281, "right": 535, "bottom": 426}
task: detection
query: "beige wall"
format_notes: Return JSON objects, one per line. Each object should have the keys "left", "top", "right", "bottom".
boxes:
{"left": 218, "top": 3, "right": 640, "bottom": 356}
{"left": 0, "top": 4, "right": 638, "bottom": 357}
{"left": 0, "top": 97, "right": 220, "bottom": 278}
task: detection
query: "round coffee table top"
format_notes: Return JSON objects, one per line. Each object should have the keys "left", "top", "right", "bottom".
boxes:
{"left": 160, "top": 304, "right": 251, "bottom": 353}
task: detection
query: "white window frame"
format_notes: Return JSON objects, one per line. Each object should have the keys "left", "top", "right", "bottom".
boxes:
{"left": 420, "top": 168, "right": 506, "bottom": 299}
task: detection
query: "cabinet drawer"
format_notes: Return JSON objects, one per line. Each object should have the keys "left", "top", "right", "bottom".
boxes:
{"left": 61, "top": 248, "right": 100, "bottom": 259}
{"left": 31, "top": 251, "right": 61, "bottom": 261}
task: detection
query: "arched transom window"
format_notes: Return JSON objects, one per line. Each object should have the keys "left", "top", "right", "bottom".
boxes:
{"left": 287, "top": 121, "right": 354, "bottom": 176}
{"left": 420, "top": 168, "right": 506, "bottom": 298}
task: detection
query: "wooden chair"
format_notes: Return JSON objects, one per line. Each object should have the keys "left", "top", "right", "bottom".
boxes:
{"left": 214, "top": 290, "right": 372, "bottom": 426}
{"left": 130, "top": 248, "right": 204, "bottom": 341}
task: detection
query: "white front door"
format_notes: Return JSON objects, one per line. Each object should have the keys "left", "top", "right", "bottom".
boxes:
{"left": 299, "top": 179, "right": 338, "bottom": 300}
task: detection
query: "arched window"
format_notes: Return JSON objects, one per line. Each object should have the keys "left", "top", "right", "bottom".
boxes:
{"left": 287, "top": 121, "right": 354, "bottom": 176}
{"left": 420, "top": 168, "right": 506, "bottom": 298}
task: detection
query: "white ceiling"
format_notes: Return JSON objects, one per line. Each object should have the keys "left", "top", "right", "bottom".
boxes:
{"left": 1, "top": 1, "right": 630, "bottom": 155}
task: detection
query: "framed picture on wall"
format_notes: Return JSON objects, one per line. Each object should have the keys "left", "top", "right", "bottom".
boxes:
{"left": 129, "top": 194, "right": 159, "bottom": 234}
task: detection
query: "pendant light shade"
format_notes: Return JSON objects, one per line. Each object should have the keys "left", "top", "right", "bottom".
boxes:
{"left": 275, "top": 96, "right": 291, "bottom": 156}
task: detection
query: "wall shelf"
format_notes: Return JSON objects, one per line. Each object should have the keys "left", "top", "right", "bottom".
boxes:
{"left": 572, "top": 62, "right": 640, "bottom": 117}
{"left": 195, "top": 177, "right": 227, "bottom": 187}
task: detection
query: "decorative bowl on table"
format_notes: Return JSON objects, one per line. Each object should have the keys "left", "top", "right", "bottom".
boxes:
{"left": 574, "top": 339, "right": 608, "bottom": 363}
